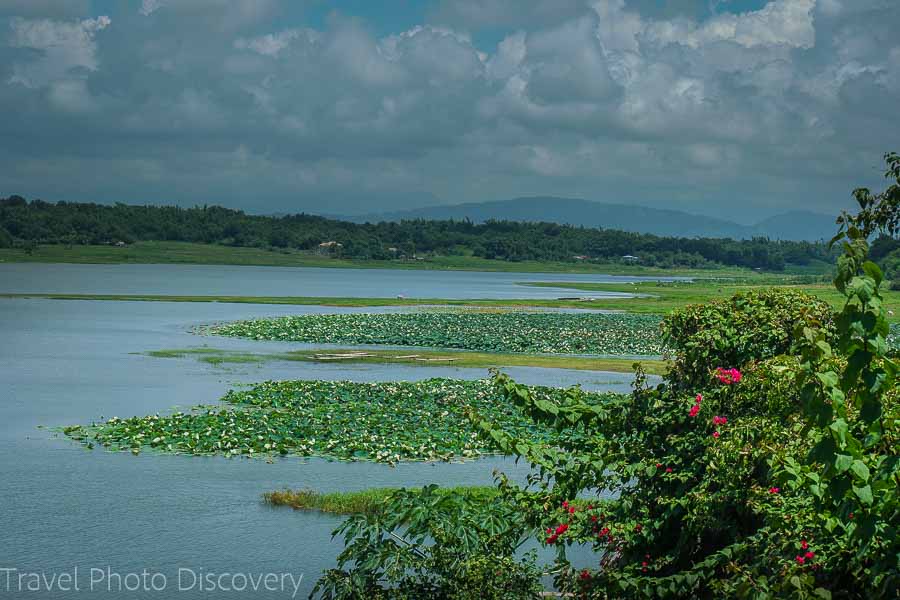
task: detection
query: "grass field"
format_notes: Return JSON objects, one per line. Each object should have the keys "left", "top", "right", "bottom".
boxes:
{"left": 0, "top": 292, "right": 634, "bottom": 310}
{"left": 6, "top": 274, "right": 894, "bottom": 323}
{"left": 0, "top": 241, "right": 771, "bottom": 276}
{"left": 520, "top": 279, "right": 900, "bottom": 322}
{"left": 145, "top": 347, "right": 669, "bottom": 375}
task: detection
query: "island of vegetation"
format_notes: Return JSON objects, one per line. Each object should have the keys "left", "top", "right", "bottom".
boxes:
{"left": 203, "top": 311, "right": 667, "bottom": 356}
{"left": 63, "top": 379, "right": 619, "bottom": 463}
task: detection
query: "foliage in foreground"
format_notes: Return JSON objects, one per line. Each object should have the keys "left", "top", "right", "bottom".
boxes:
{"left": 205, "top": 311, "right": 667, "bottom": 356}
{"left": 64, "top": 379, "right": 618, "bottom": 463}
{"left": 317, "top": 156, "right": 900, "bottom": 598}
{"left": 311, "top": 485, "right": 543, "bottom": 600}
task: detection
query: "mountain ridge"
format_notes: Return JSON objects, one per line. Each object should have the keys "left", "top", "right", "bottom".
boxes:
{"left": 337, "top": 197, "right": 836, "bottom": 241}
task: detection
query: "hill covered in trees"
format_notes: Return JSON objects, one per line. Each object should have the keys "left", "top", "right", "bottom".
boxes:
{"left": 0, "top": 195, "right": 836, "bottom": 271}
{"left": 347, "top": 197, "right": 838, "bottom": 241}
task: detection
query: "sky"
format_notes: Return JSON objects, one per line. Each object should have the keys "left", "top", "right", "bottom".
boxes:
{"left": 0, "top": 0, "right": 897, "bottom": 223}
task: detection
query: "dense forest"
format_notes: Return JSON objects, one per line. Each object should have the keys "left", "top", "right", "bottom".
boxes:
{"left": 0, "top": 195, "right": 836, "bottom": 270}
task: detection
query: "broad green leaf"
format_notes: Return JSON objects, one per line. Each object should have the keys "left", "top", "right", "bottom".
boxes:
{"left": 834, "top": 454, "right": 853, "bottom": 473}
{"left": 852, "top": 484, "right": 874, "bottom": 505}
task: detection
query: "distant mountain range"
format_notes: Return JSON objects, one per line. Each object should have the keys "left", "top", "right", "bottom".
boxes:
{"left": 340, "top": 197, "right": 837, "bottom": 242}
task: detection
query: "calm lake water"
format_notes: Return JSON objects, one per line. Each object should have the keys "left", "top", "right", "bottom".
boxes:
{"left": 0, "top": 265, "right": 664, "bottom": 598}
{"left": 0, "top": 263, "right": 684, "bottom": 298}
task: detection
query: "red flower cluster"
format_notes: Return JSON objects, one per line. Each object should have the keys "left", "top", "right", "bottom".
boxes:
{"left": 794, "top": 539, "right": 816, "bottom": 566}
{"left": 711, "top": 415, "right": 727, "bottom": 439}
{"left": 688, "top": 393, "right": 702, "bottom": 417}
{"left": 715, "top": 367, "right": 742, "bottom": 385}
{"left": 546, "top": 522, "right": 569, "bottom": 545}
{"left": 768, "top": 486, "right": 780, "bottom": 494}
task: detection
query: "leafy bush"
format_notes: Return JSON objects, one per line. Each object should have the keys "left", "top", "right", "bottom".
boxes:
{"left": 312, "top": 485, "right": 543, "bottom": 600}
{"left": 318, "top": 155, "right": 899, "bottom": 599}
{"left": 661, "top": 289, "right": 834, "bottom": 389}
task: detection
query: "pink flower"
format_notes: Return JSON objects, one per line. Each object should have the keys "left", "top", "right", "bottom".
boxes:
{"left": 569, "top": 506, "right": 576, "bottom": 514}
{"left": 768, "top": 487, "right": 780, "bottom": 494}
{"left": 712, "top": 415, "right": 728, "bottom": 425}
{"left": 665, "top": 467, "right": 673, "bottom": 473}
{"left": 688, "top": 393, "right": 703, "bottom": 417}
{"left": 795, "top": 555, "right": 805, "bottom": 565}
{"left": 800, "top": 540, "right": 808, "bottom": 550}
{"left": 555, "top": 523, "right": 569, "bottom": 535}
{"left": 804, "top": 551, "right": 815, "bottom": 560}
{"left": 712, "top": 431, "right": 720, "bottom": 439}
{"left": 715, "top": 367, "right": 743, "bottom": 385}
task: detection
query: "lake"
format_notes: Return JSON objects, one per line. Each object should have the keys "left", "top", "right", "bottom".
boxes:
{"left": 0, "top": 262, "right": 684, "bottom": 298}
{"left": 0, "top": 265, "right": 665, "bottom": 598}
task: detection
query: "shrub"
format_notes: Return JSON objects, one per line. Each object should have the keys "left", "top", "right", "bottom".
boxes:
{"left": 661, "top": 289, "right": 834, "bottom": 389}
{"left": 312, "top": 485, "right": 543, "bottom": 600}
{"left": 317, "top": 155, "right": 899, "bottom": 599}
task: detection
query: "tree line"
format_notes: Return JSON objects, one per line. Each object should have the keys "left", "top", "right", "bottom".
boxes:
{"left": 0, "top": 195, "right": 836, "bottom": 270}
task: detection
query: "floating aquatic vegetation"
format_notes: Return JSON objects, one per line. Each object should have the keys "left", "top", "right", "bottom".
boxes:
{"left": 64, "top": 379, "right": 620, "bottom": 463}
{"left": 203, "top": 312, "right": 666, "bottom": 356}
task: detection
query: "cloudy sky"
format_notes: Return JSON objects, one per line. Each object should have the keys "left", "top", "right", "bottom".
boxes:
{"left": 0, "top": 0, "right": 897, "bottom": 222}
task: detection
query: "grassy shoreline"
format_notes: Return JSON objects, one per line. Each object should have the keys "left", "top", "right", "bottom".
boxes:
{"left": 0, "top": 241, "right": 761, "bottom": 276}
{"left": 9, "top": 277, "right": 892, "bottom": 323}
{"left": 264, "top": 486, "right": 498, "bottom": 515}
{"left": 0, "top": 292, "right": 632, "bottom": 311}
{"left": 145, "top": 347, "right": 668, "bottom": 375}
{"left": 520, "top": 280, "right": 900, "bottom": 322}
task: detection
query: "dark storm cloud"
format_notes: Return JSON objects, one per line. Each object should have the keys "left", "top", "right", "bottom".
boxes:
{"left": 0, "top": 0, "right": 898, "bottom": 221}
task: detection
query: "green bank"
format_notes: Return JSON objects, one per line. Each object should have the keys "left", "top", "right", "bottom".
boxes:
{"left": 0, "top": 240, "right": 766, "bottom": 276}
{"left": 264, "top": 486, "right": 498, "bottom": 516}
{"left": 144, "top": 347, "right": 668, "bottom": 375}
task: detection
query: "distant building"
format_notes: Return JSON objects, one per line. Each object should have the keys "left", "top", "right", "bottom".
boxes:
{"left": 622, "top": 255, "right": 639, "bottom": 261}
{"left": 317, "top": 241, "right": 343, "bottom": 255}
